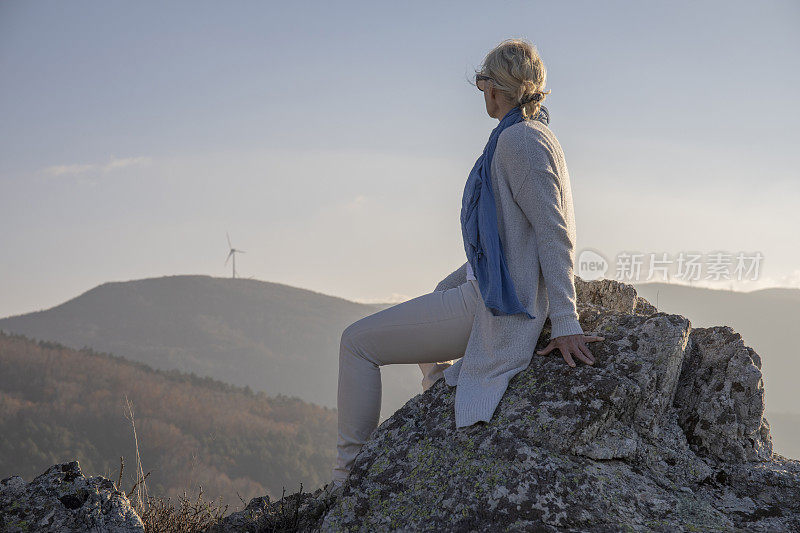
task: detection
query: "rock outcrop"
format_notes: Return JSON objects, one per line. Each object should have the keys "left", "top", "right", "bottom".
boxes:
{"left": 4, "top": 277, "right": 799, "bottom": 532}
{"left": 0, "top": 461, "right": 144, "bottom": 532}
{"left": 217, "top": 276, "right": 800, "bottom": 532}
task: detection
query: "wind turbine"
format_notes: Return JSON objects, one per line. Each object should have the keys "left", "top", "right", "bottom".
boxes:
{"left": 225, "top": 232, "right": 245, "bottom": 279}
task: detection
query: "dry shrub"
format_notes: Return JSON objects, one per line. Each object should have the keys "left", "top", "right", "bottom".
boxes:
{"left": 138, "top": 488, "right": 228, "bottom": 533}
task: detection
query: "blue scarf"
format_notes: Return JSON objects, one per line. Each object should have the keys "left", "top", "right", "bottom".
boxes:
{"left": 460, "top": 104, "right": 550, "bottom": 319}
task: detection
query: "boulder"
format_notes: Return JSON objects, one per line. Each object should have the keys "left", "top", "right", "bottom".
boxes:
{"left": 674, "top": 325, "right": 772, "bottom": 463}
{"left": 223, "top": 277, "right": 799, "bottom": 532}
{"left": 206, "top": 490, "right": 335, "bottom": 533}
{"left": 0, "top": 461, "right": 144, "bottom": 532}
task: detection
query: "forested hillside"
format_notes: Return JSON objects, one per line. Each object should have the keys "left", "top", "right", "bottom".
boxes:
{"left": 0, "top": 331, "right": 337, "bottom": 507}
{"left": 0, "top": 274, "right": 422, "bottom": 421}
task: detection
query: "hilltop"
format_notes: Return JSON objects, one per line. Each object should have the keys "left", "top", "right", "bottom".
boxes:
{"left": 0, "top": 274, "right": 423, "bottom": 422}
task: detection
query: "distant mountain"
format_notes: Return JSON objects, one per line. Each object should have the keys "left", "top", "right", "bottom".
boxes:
{"left": 0, "top": 331, "right": 337, "bottom": 506}
{"left": 0, "top": 275, "right": 424, "bottom": 422}
{"left": 7, "top": 275, "right": 791, "bottom": 453}
{"left": 633, "top": 282, "right": 800, "bottom": 416}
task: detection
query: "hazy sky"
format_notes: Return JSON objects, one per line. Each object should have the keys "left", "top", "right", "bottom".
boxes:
{"left": 1, "top": 0, "right": 798, "bottom": 317}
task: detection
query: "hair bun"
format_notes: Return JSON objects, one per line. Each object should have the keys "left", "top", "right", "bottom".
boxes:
{"left": 520, "top": 92, "right": 543, "bottom": 105}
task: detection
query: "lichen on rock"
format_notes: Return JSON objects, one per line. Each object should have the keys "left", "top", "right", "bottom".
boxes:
{"left": 6, "top": 277, "right": 799, "bottom": 532}
{"left": 311, "top": 276, "right": 799, "bottom": 532}
{"left": 0, "top": 461, "right": 144, "bottom": 532}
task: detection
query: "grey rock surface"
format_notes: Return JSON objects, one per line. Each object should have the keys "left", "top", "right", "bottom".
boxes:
{"left": 674, "top": 325, "right": 773, "bottom": 463}
{"left": 217, "top": 276, "right": 798, "bottom": 532}
{"left": 6, "top": 277, "right": 799, "bottom": 532}
{"left": 0, "top": 461, "right": 144, "bottom": 532}
{"left": 206, "top": 488, "right": 336, "bottom": 533}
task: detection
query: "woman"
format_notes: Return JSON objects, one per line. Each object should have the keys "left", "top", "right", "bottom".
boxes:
{"left": 326, "top": 38, "right": 604, "bottom": 494}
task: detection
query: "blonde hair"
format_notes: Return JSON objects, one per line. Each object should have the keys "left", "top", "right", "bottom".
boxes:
{"left": 472, "top": 38, "right": 551, "bottom": 120}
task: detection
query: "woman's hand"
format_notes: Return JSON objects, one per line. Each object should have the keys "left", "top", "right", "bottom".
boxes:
{"left": 536, "top": 333, "right": 605, "bottom": 368}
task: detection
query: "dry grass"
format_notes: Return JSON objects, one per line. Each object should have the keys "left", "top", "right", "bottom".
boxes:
{"left": 138, "top": 488, "right": 228, "bottom": 533}
{"left": 120, "top": 396, "right": 229, "bottom": 532}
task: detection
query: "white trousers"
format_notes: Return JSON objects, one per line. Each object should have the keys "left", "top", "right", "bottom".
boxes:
{"left": 330, "top": 278, "right": 481, "bottom": 484}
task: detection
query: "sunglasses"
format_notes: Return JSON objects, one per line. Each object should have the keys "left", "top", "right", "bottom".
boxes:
{"left": 475, "top": 74, "right": 494, "bottom": 92}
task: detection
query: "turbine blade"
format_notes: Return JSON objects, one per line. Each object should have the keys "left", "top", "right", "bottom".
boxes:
{"left": 227, "top": 232, "right": 232, "bottom": 248}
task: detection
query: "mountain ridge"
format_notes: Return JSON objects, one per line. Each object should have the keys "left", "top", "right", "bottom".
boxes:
{"left": 0, "top": 274, "right": 423, "bottom": 421}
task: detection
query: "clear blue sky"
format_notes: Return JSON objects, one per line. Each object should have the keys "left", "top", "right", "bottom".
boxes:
{"left": 1, "top": 0, "right": 798, "bottom": 316}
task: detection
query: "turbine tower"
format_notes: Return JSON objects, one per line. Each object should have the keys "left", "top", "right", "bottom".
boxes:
{"left": 225, "top": 232, "right": 245, "bottom": 279}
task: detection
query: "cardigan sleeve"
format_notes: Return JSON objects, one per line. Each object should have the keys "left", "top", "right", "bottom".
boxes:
{"left": 511, "top": 167, "right": 584, "bottom": 338}
{"left": 433, "top": 261, "right": 468, "bottom": 292}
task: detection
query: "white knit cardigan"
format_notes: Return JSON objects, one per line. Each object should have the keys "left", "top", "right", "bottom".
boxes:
{"left": 420, "top": 118, "right": 584, "bottom": 428}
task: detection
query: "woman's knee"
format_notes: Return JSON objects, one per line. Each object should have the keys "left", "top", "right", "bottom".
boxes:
{"left": 341, "top": 319, "right": 365, "bottom": 347}
{"left": 340, "top": 320, "right": 378, "bottom": 366}
{"left": 340, "top": 322, "right": 357, "bottom": 353}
